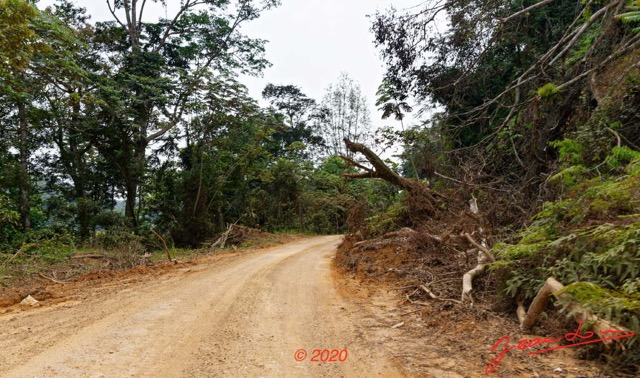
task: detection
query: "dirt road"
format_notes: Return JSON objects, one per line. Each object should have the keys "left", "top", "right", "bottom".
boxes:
{"left": 0, "top": 235, "right": 403, "bottom": 377}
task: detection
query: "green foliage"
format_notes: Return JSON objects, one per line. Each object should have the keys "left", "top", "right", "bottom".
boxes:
{"left": 605, "top": 146, "right": 640, "bottom": 168}
{"left": 0, "top": 0, "right": 40, "bottom": 77}
{"left": 20, "top": 229, "right": 76, "bottom": 263}
{"left": 561, "top": 281, "right": 640, "bottom": 329}
{"left": 550, "top": 138, "right": 584, "bottom": 164}
{"left": 375, "top": 77, "right": 413, "bottom": 122}
{"left": 494, "top": 149, "right": 640, "bottom": 359}
{"left": 567, "top": 26, "right": 600, "bottom": 65}
{"left": 364, "top": 198, "right": 405, "bottom": 237}
{"left": 1, "top": 228, "right": 76, "bottom": 267}
{"left": 549, "top": 164, "right": 589, "bottom": 187}
{"left": 0, "top": 194, "right": 20, "bottom": 251}
{"left": 536, "top": 83, "right": 560, "bottom": 99}
{"left": 93, "top": 212, "right": 140, "bottom": 250}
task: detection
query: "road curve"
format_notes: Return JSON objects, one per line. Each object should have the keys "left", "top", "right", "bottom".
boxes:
{"left": 0, "top": 235, "right": 403, "bottom": 377}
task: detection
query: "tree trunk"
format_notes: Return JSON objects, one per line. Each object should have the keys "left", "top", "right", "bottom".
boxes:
{"left": 123, "top": 141, "right": 148, "bottom": 230}
{"left": 125, "top": 177, "right": 139, "bottom": 229}
{"left": 217, "top": 205, "right": 225, "bottom": 231}
{"left": 71, "top": 174, "right": 91, "bottom": 241}
{"left": 77, "top": 195, "right": 91, "bottom": 241}
{"left": 342, "top": 138, "right": 418, "bottom": 190}
{"left": 17, "top": 102, "right": 30, "bottom": 231}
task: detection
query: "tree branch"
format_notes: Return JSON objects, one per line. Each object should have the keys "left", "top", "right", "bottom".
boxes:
{"left": 150, "top": 229, "right": 173, "bottom": 262}
{"left": 339, "top": 155, "right": 373, "bottom": 173}
{"left": 138, "top": 0, "right": 147, "bottom": 27}
{"left": 462, "top": 232, "right": 495, "bottom": 262}
{"left": 500, "top": 0, "right": 557, "bottom": 24}
{"left": 106, "top": 0, "right": 127, "bottom": 29}
{"left": 548, "top": 1, "right": 620, "bottom": 66}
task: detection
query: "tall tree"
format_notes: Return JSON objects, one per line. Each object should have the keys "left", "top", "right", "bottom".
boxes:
{"left": 318, "top": 73, "right": 372, "bottom": 157}
{"left": 262, "top": 83, "right": 324, "bottom": 158}
{"left": 89, "top": 0, "right": 279, "bottom": 229}
{"left": 38, "top": 0, "right": 106, "bottom": 241}
{"left": 0, "top": 0, "right": 82, "bottom": 231}
{"left": 150, "top": 75, "right": 276, "bottom": 245}
{"left": 371, "top": 0, "right": 585, "bottom": 146}
{"left": 0, "top": 0, "right": 41, "bottom": 231}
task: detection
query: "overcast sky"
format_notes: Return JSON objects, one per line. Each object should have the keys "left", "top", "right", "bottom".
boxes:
{"left": 37, "top": 0, "right": 421, "bottom": 126}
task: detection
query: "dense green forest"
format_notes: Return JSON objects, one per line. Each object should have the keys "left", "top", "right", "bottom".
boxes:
{"left": 2, "top": 0, "right": 640, "bottom": 371}
{"left": 0, "top": 0, "right": 396, "bottom": 253}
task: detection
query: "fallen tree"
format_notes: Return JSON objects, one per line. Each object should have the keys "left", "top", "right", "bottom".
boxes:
{"left": 340, "top": 138, "right": 438, "bottom": 215}
{"left": 340, "top": 138, "right": 492, "bottom": 305}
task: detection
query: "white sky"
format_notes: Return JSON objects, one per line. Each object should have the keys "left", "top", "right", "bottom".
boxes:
{"left": 37, "top": 0, "right": 422, "bottom": 127}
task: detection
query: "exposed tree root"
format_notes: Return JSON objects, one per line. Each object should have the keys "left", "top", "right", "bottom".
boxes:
{"left": 460, "top": 199, "right": 494, "bottom": 303}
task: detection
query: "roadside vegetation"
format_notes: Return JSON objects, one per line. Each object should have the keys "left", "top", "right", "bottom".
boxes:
{"left": 334, "top": 0, "right": 640, "bottom": 373}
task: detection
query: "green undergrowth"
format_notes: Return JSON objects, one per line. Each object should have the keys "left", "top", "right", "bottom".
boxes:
{"left": 492, "top": 145, "right": 640, "bottom": 368}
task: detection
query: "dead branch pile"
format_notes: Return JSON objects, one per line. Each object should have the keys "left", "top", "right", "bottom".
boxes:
{"left": 337, "top": 138, "right": 500, "bottom": 312}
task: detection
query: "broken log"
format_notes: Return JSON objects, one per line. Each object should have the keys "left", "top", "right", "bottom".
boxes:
{"left": 211, "top": 223, "right": 234, "bottom": 249}
{"left": 72, "top": 254, "right": 113, "bottom": 260}
{"left": 342, "top": 138, "right": 417, "bottom": 191}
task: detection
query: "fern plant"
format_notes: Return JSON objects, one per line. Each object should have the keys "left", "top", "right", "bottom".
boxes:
{"left": 617, "top": 1, "right": 640, "bottom": 33}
